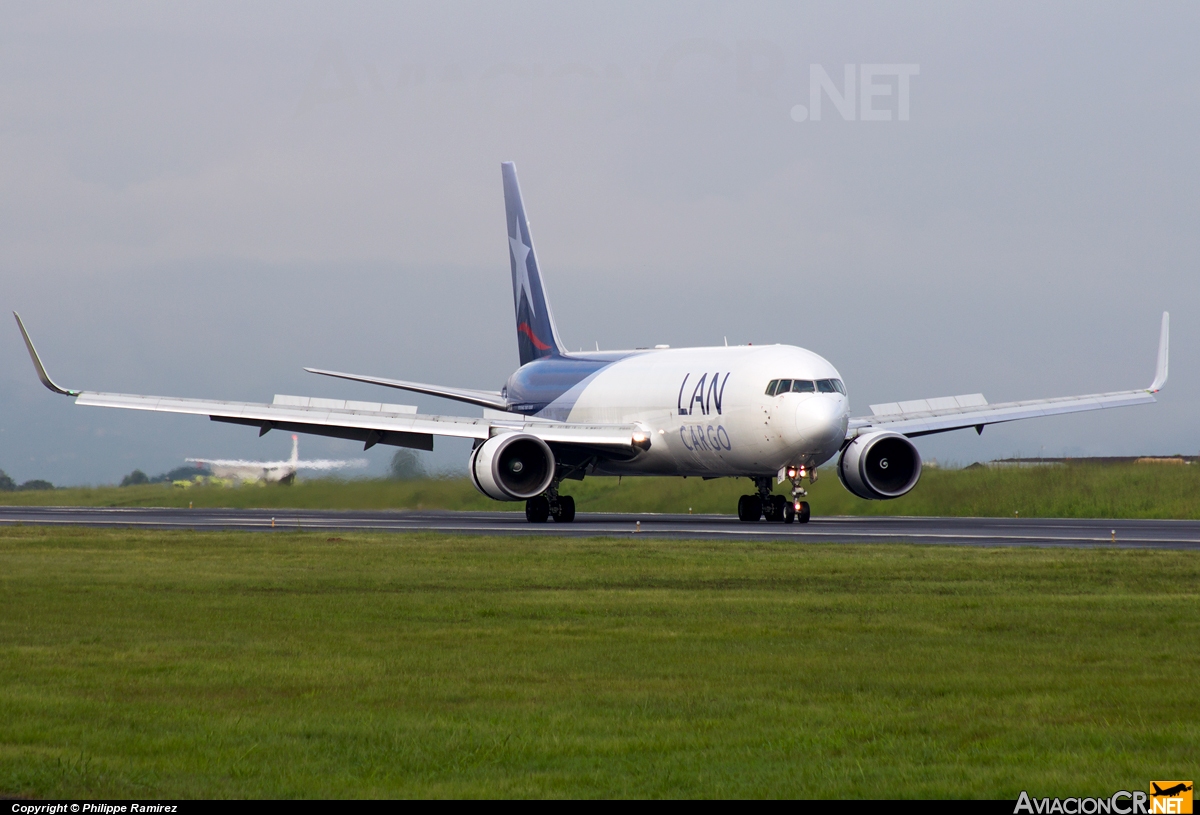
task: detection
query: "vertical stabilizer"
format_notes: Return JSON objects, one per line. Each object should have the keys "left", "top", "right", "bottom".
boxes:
{"left": 502, "top": 162, "right": 566, "bottom": 366}
{"left": 290, "top": 434, "right": 299, "bottom": 466}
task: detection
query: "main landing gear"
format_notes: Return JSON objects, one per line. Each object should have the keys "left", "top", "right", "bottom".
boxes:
{"left": 737, "top": 474, "right": 811, "bottom": 523}
{"left": 525, "top": 482, "right": 576, "bottom": 523}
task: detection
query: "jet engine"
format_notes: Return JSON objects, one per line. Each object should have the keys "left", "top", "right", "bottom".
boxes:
{"left": 837, "top": 430, "right": 922, "bottom": 500}
{"left": 469, "top": 433, "right": 556, "bottom": 501}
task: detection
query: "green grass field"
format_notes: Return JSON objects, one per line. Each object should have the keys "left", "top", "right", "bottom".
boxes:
{"left": 5, "top": 462, "right": 1200, "bottom": 519}
{"left": 1, "top": 526, "right": 1197, "bottom": 798}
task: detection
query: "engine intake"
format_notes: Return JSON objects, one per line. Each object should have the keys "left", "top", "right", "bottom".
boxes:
{"left": 469, "top": 433, "right": 556, "bottom": 501}
{"left": 837, "top": 431, "right": 922, "bottom": 500}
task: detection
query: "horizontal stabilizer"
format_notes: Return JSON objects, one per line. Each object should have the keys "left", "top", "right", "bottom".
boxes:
{"left": 304, "top": 367, "right": 508, "bottom": 410}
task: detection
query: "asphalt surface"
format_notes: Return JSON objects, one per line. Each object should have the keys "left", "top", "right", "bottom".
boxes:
{"left": 1, "top": 506, "right": 1199, "bottom": 549}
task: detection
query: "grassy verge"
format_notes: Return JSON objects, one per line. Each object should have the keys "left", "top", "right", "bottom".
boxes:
{"left": 5, "top": 462, "right": 1200, "bottom": 519}
{"left": 0, "top": 526, "right": 1197, "bottom": 798}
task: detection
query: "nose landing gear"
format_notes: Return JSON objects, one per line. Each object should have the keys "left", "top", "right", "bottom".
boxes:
{"left": 786, "top": 465, "right": 812, "bottom": 524}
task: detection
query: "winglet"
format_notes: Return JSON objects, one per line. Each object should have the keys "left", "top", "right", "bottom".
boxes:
{"left": 12, "top": 312, "right": 80, "bottom": 396}
{"left": 1149, "top": 311, "right": 1169, "bottom": 393}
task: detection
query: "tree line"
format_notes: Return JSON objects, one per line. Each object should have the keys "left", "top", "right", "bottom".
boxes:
{"left": 0, "top": 470, "right": 54, "bottom": 491}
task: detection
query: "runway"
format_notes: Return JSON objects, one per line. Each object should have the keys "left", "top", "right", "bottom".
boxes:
{"left": 2, "top": 506, "right": 1200, "bottom": 549}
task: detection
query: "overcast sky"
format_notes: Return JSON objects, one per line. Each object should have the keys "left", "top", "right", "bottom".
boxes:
{"left": 2, "top": 2, "right": 1198, "bottom": 485}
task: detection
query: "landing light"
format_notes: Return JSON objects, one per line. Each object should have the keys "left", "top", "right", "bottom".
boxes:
{"left": 631, "top": 428, "right": 652, "bottom": 451}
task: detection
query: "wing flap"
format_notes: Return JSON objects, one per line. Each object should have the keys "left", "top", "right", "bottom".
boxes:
{"left": 870, "top": 393, "right": 986, "bottom": 416}
{"left": 208, "top": 415, "right": 436, "bottom": 451}
{"left": 273, "top": 394, "right": 418, "bottom": 414}
{"left": 76, "top": 391, "right": 491, "bottom": 438}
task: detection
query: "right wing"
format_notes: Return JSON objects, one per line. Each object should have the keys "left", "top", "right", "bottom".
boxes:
{"left": 72, "top": 392, "right": 640, "bottom": 451}
{"left": 848, "top": 312, "right": 1169, "bottom": 438}
{"left": 14, "top": 313, "right": 645, "bottom": 454}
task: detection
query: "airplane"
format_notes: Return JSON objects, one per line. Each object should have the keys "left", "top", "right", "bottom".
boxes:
{"left": 14, "top": 162, "right": 1170, "bottom": 524}
{"left": 186, "top": 433, "right": 367, "bottom": 484}
{"left": 1152, "top": 784, "right": 1193, "bottom": 798}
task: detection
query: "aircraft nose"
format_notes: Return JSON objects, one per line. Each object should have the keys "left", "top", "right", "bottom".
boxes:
{"left": 795, "top": 395, "right": 847, "bottom": 449}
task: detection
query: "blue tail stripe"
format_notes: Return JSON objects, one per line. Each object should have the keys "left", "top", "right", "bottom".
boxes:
{"left": 502, "top": 162, "right": 565, "bottom": 366}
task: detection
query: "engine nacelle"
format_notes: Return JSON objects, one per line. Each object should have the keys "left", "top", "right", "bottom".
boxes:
{"left": 837, "top": 430, "right": 922, "bottom": 500}
{"left": 469, "top": 433, "right": 556, "bottom": 501}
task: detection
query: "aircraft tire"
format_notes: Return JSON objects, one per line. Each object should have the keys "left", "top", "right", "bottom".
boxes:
{"left": 762, "top": 496, "right": 779, "bottom": 522}
{"left": 525, "top": 496, "right": 551, "bottom": 523}
{"left": 553, "top": 495, "right": 576, "bottom": 523}
{"left": 773, "top": 495, "right": 789, "bottom": 522}
{"left": 797, "top": 501, "right": 811, "bottom": 524}
{"left": 782, "top": 500, "right": 795, "bottom": 524}
{"left": 737, "top": 494, "right": 762, "bottom": 522}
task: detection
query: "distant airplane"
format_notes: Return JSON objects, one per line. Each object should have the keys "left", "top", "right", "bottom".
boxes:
{"left": 1152, "top": 783, "right": 1193, "bottom": 798}
{"left": 186, "top": 434, "right": 366, "bottom": 484}
{"left": 14, "top": 162, "right": 1169, "bottom": 524}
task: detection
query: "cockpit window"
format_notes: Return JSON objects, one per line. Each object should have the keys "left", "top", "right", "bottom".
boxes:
{"left": 769, "top": 378, "right": 843, "bottom": 396}
{"left": 769, "top": 379, "right": 815, "bottom": 394}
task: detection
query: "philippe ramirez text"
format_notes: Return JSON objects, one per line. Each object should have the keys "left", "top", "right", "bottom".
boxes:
{"left": 11, "top": 807, "right": 178, "bottom": 814}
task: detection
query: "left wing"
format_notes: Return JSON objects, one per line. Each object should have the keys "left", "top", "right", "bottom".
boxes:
{"left": 849, "top": 312, "right": 1168, "bottom": 438}
{"left": 14, "top": 313, "right": 646, "bottom": 454}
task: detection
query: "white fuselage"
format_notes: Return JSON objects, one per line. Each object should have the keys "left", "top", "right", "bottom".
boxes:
{"left": 207, "top": 463, "right": 297, "bottom": 483}
{"left": 548, "top": 345, "right": 849, "bottom": 478}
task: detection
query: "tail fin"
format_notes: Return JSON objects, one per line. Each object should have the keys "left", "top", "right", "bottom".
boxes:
{"left": 290, "top": 434, "right": 299, "bottom": 466}
{"left": 502, "top": 162, "right": 566, "bottom": 366}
